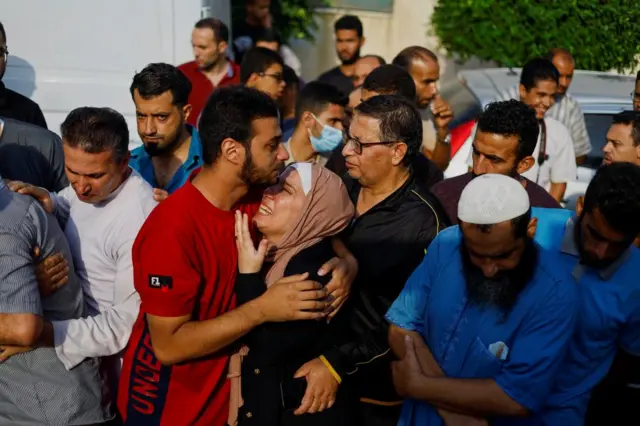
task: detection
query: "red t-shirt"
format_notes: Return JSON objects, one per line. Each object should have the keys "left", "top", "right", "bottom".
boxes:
{"left": 117, "top": 170, "right": 260, "bottom": 426}
{"left": 178, "top": 60, "right": 241, "bottom": 127}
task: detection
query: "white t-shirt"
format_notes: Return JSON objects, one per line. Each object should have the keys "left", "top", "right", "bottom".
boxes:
{"left": 49, "top": 169, "right": 157, "bottom": 373}
{"left": 459, "top": 118, "right": 577, "bottom": 190}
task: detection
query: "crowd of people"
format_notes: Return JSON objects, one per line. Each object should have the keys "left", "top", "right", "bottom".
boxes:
{"left": 0, "top": 1, "right": 639, "bottom": 425}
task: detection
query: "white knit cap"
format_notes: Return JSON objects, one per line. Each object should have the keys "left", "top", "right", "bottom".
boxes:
{"left": 458, "top": 174, "right": 530, "bottom": 225}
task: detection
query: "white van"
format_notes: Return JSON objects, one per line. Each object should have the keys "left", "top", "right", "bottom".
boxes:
{"left": 2, "top": 0, "right": 231, "bottom": 149}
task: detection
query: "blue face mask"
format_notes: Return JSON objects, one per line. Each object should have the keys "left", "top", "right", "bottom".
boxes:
{"left": 308, "top": 115, "right": 343, "bottom": 153}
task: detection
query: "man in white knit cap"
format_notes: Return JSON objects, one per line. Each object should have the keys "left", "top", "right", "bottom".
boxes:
{"left": 385, "top": 174, "right": 579, "bottom": 426}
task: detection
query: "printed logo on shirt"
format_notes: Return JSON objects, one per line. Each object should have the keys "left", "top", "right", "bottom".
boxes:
{"left": 148, "top": 275, "right": 173, "bottom": 292}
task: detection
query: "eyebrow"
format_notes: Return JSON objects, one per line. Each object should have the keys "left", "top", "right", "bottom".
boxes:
{"left": 472, "top": 144, "right": 504, "bottom": 162}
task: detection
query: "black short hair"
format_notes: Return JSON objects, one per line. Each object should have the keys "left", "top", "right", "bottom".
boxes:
{"left": 360, "top": 54, "right": 386, "bottom": 66}
{"left": 283, "top": 65, "right": 300, "bottom": 89}
{"left": 194, "top": 18, "right": 229, "bottom": 43}
{"left": 583, "top": 162, "right": 640, "bottom": 237}
{"left": 240, "top": 47, "right": 284, "bottom": 84}
{"left": 362, "top": 65, "right": 416, "bottom": 103}
{"left": 255, "top": 27, "right": 282, "bottom": 47}
{"left": 198, "top": 86, "right": 279, "bottom": 165}
{"left": 520, "top": 58, "right": 559, "bottom": 91}
{"left": 130, "top": 63, "right": 192, "bottom": 107}
{"left": 476, "top": 100, "right": 539, "bottom": 161}
{"left": 61, "top": 107, "right": 129, "bottom": 162}
{"left": 354, "top": 95, "right": 422, "bottom": 166}
{"left": 0, "top": 21, "right": 6, "bottom": 43}
{"left": 295, "top": 81, "right": 347, "bottom": 122}
{"left": 334, "top": 15, "right": 363, "bottom": 37}
{"left": 612, "top": 110, "right": 640, "bottom": 146}
{"left": 392, "top": 46, "right": 438, "bottom": 70}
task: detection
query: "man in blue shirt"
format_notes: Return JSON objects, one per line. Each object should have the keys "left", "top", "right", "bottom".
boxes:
{"left": 129, "top": 63, "right": 203, "bottom": 201}
{"left": 531, "top": 162, "right": 640, "bottom": 425}
{"left": 386, "top": 174, "right": 578, "bottom": 426}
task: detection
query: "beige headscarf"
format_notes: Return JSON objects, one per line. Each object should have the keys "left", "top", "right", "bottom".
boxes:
{"left": 227, "top": 163, "right": 354, "bottom": 425}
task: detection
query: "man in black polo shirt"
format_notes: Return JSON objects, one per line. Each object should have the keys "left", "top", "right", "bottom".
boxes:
{"left": 294, "top": 95, "right": 449, "bottom": 426}
{"left": 0, "top": 22, "right": 47, "bottom": 128}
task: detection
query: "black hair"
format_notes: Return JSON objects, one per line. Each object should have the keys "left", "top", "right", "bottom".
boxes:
{"left": 612, "top": 110, "right": 640, "bottom": 147}
{"left": 362, "top": 65, "right": 416, "bottom": 103}
{"left": 61, "top": 107, "right": 129, "bottom": 162}
{"left": 476, "top": 100, "right": 539, "bottom": 161}
{"left": 194, "top": 17, "right": 229, "bottom": 43}
{"left": 392, "top": 46, "right": 438, "bottom": 69}
{"left": 254, "top": 27, "right": 282, "bottom": 47}
{"left": 283, "top": 65, "right": 299, "bottom": 88}
{"left": 130, "top": 63, "right": 192, "bottom": 107}
{"left": 0, "top": 21, "right": 5, "bottom": 43}
{"left": 240, "top": 47, "right": 284, "bottom": 84}
{"left": 360, "top": 54, "right": 386, "bottom": 66}
{"left": 583, "top": 162, "right": 640, "bottom": 237}
{"left": 520, "top": 58, "right": 559, "bottom": 91}
{"left": 334, "top": 15, "right": 363, "bottom": 38}
{"left": 354, "top": 95, "right": 422, "bottom": 166}
{"left": 198, "top": 86, "right": 279, "bottom": 165}
{"left": 295, "top": 81, "right": 347, "bottom": 122}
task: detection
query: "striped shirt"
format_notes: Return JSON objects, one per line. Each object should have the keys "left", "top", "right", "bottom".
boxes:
{"left": 497, "top": 86, "right": 592, "bottom": 157}
{"left": 0, "top": 179, "right": 112, "bottom": 425}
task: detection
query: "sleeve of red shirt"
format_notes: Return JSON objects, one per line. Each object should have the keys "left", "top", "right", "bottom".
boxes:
{"left": 133, "top": 224, "right": 201, "bottom": 318}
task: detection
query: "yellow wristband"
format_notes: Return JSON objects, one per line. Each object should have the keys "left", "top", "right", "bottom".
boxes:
{"left": 319, "top": 355, "right": 342, "bottom": 384}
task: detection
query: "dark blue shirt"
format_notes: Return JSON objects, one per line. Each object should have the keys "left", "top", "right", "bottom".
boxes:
{"left": 129, "top": 126, "right": 203, "bottom": 194}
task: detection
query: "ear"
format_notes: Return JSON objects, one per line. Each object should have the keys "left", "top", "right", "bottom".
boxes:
{"left": 182, "top": 104, "right": 193, "bottom": 124}
{"left": 576, "top": 195, "right": 585, "bottom": 217}
{"left": 516, "top": 155, "right": 535, "bottom": 174}
{"left": 220, "top": 137, "right": 245, "bottom": 166}
{"left": 246, "top": 73, "right": 260, "bottom": 87}
{"left": 218, "top": 40, "right": 228, "bottom": 53}
{"left": 391, "top": 142, "right": 408, "bottom": 166}
{"left": 518, "top": 84, "right": 527, "bottom": 101}
{"left": 360, "top": 36, "right": 366, "bottom": 47}
{"left": 527, "top": 217, "right": 538, "bottom": 239}
{"left": 301, "top": 111, "right": 315, "bottom": 129}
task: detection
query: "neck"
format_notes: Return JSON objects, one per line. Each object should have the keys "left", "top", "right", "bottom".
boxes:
{"left": 340, "top": 62, "right": 357, "bottom": 76}
{"left": 360, "top": 167, "right": 410, "bottom": 204}
{"left": 289, "top": 125, "right": 316, "bottom": 162}
{"left": 203, "top": 58, "right": 228, "bottom": 77}
{"left": 192, "top": 164, "right": 248, "bottom": 211}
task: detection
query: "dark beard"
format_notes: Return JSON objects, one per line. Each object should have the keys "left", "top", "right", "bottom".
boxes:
{"left": 240, "top": 147, "right": 277, "bottom": 187}
{"left": 461, "top": 239, "right": 538, "bottom": 318}
{"left": 143, "top": 129, "right": 182, "bottom": 157}
{"left": 340, "top": 49, "right": 361, "bottom": 66}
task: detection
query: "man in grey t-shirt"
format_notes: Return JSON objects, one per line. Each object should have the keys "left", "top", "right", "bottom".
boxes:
{"left": 0, "top": 178, "right": 111, "bottom": 425}
{"left": 0, "top": 117, "right": 68, "bottom": 191}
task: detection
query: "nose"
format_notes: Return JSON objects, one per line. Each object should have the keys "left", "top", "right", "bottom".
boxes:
{"left": 276, "top": 142, "right": 289, "bottom": 162}
{"left": 543, "top": 96, "right": 554, "bottom": 109}
{"left": 602, "top": 142, "right": 612, "bottom": 154}
{"left": 342, "top": 139, "right": 356, "bottom": 157}
{"left": 143, "top": 118, "right": 156, "bottom": 135}
{"left": 591, "top": 242, "right": 609, "bottom": 261}
{"left": 473, "top": 156, "right": 489, "bottom": 175}
{"left": 75, "top": 176, "right": 90, "bottom": 194}
{"left": 480, "top": 261, "right": 499, "bottom": 279}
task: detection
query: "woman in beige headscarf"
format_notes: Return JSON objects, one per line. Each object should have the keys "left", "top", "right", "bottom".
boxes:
{"left": 228, "top": 162, "right": 355, "bottom": 426}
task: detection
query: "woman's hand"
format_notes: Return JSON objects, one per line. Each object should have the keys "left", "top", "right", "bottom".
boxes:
{"left": 235, "top": 211, "right": 268, "bottom": 274}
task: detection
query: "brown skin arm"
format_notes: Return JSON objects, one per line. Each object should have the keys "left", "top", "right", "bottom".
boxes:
{"left": 549, "top": 182, "right": 567, "bottom": 203}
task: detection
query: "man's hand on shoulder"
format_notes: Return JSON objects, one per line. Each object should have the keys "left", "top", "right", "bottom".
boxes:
{"left": 6, "top": 181, "right": 54, "bottom": 213}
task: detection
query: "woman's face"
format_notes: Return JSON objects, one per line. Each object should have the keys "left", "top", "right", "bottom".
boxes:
{"left": 254, "top": 168, "right": 307, "bottom": 245}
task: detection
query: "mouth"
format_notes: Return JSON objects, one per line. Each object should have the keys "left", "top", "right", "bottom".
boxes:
{"left": 258, "top": 204, "right": 273, "bottom": 216}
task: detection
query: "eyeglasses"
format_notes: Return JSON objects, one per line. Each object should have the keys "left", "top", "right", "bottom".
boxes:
{"left": 260, "top": 72, "right": 284, "bottom": 83}
{"left": 344, "top": 135, "right": 398, "bottom": 155}
{"left": 631, "top": 91, "right": 640, "bottom": 101}
{"left": 0, "top": 47, "right": 8, "bottom": 63}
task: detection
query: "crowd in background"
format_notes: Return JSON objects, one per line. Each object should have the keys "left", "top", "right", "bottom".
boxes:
{"left": 0, "top": 1, "right": 639, "bottom": 425}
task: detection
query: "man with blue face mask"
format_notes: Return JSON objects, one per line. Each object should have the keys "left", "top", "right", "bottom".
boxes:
{"left": 284, "top": 81, "right": 347, "bottom": 166}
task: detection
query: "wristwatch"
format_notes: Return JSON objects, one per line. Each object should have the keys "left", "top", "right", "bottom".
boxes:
{"left": 437, "top": 133, "right": 451, "bottom": 145}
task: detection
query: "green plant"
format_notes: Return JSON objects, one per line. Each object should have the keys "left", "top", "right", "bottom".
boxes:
{"left": 232, "top": 0, "right": 330, "bottom": 42}
{"left": 431, "top": 0, "right": 640, "bottom": 72}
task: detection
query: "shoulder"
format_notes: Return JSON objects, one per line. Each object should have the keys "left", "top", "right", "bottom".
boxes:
{"left": 524, "top": 179, "right": 562, "bottom": 208}
{"left": 533, "top": 247, "right": 578, "bottom": 303}
{"left": 177, "top": 61, "right": 197, "bottom": 74}
{"left": 115, "top": 171, "right": 158, "bottom": 224}
{"left": 431, "top": 226, "right": 462, "bottom": 254}
{"left": 137, "top": 186, "right": 192, "bottom": 238}
{"left": 4, "top": 87, "right": 40, "bottom": 110}
{"left": 129, "top": 144, "right": 145, "bottom": 159}
{"left": 317, "top": 67, "right": 339, "bottom": 80}
{"left": 285, "top": 240, "right": 333, "bottom": 284}
{"left": 2, "top": 117, "right": 61, "bottom": 146}
{"left": 409, "top": 181, "right": 449, "bottom": 224}
{"left": 432, "top": 173, "right": 471, "bottom": 196}
{"left": 532, "top": 206, "right": 572, "bottom": 223}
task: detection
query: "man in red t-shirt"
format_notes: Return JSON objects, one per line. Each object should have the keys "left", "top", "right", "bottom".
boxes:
{"left": 118, "top": 86, "right": 356, "bottom": 426}
{"left": 178, "top": 18, "right": 240, "bottom": 126}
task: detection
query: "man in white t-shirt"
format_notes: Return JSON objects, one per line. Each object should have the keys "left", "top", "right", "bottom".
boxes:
{"left": 7, "top": 107, "right": 157, "bottom": 393}
{"left": 454, "top": 58, "right": 576, "bottom": 202}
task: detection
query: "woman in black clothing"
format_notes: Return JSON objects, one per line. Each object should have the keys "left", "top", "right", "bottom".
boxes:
{"left": 229, "top": 162, "right": 355, "bottom": 426}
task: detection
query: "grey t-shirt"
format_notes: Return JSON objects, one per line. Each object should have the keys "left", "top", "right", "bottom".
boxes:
{"left": 0, "top": 180, "right": 112, "bottom": 425}
{"left": 0, "top": 117, "right": 68, "bottom": 192}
